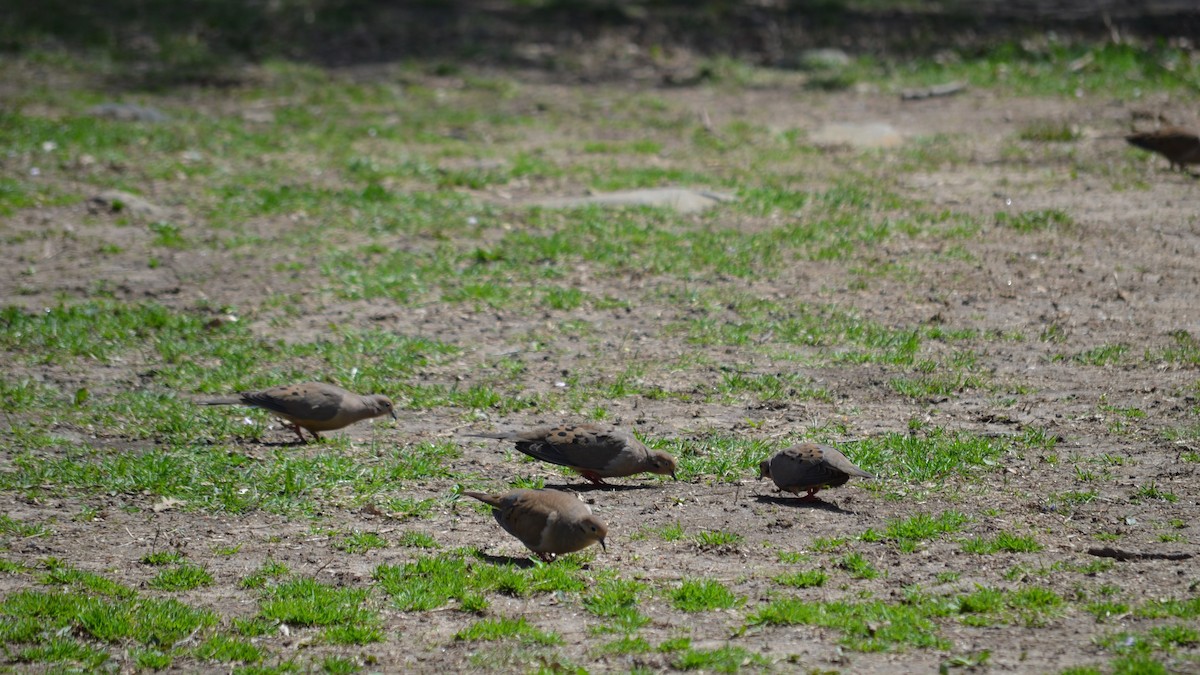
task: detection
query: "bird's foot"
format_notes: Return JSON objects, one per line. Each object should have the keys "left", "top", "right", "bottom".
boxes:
{"left": 580, "top": 471, "right": 610, "bottom": 486}
{"left": 288, "top": 423, "right": 313, "bottom": 444}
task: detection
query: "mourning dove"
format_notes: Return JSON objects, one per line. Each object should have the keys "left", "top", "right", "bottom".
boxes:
{"left": 199, "top": 382, "right": 396, "bottom": 442}
{"left": 759, "top": 442, "right": 874, "bottom": 501}
{"left": 462, "top": 488, "right": 608, "bottom": 561}
{"left": 1125, "top": 127, "right": 1200, "bottom": 171}
{"left": 466, "top": 423, "right": 677, "bottom": 485}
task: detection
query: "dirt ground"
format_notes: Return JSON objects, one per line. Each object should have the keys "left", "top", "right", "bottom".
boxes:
{"left": 3, "top": 55, "right": 1200, "bottom": 673}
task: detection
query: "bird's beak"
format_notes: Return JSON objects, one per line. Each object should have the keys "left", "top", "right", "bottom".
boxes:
{"left": 390, "top": 409, "right": 398, "bottom": 421}
{"left": 671, "top": 470, "right": 678, "bottom": 481}
{"left": 599, "top": 538, "right": 607, "bottom": 553}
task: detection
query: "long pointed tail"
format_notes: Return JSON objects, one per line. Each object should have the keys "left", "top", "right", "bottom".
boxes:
{"left": 462, "top": 491, "right": 502, "bottom": 507}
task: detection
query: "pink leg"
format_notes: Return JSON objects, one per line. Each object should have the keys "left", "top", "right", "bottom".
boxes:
{"left": 288, "top": 423, "right": 310, "bottom": 444}
{"left": 579, "top": 470, "right": 610, "bottom": 486}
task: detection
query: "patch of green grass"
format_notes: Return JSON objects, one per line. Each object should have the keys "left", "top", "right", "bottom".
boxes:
{"left": 455, "top": 616, "right": 561, "bottom": 646}
{"left": 141, "top": 550, "right": 186, "bottom": 567}
{"left": 811, "top": 537, "right": 847, "bottom": 553}
{"left": 397, "top": 531, "right": 439, "bottom": 549}
{"left": 334, "top": 531, "right": 388, "bottom": 554}
{"left": 1048, "top": 490, "right": 1098, "bottom": 511}
{"left": 374, "top": 552, "right": 587, "bottom": 612}
{"left": 651, "top": 521, "right": 686, "bottom": 542}
{"left": 874, "top": 510, "right": 970, "bottom": 552}
{"left": 673, "top": 645, "right": 768, "bottom": 673}
{"left": 775, "top": 569, "right": 827, "bottom": 589}
{"left": 595, "top": 635, "right": 653, "bottom": 655}
{"left": 838, "top": 552, "right": 881, "bottom": 580}
{"left": 890, "top": 368, "right": 986, "bottom": 399}
{"left": 1072, "top": 344, "right": 1128, "bottom": 366}
{"left": 321, "top": 655, "right": 362, "bottom": 673}
{"left": 148, "top": 563, "right": 213, "bottom": 591}
{"left": 1017, "top": 122, "right": 1079, "bottom": 143}
{"left": 1148, "top": 329, "right": 1200, "bottom": 365}
{"left": 1130, "top": 482, "right": 1177, "bottom": 503}
{"left": 260, "top": 577, "right": 374, "bottom": 628}
{"left": 1, "top": 588, "right": 218, "bottom": 653}
{"left": 693, "top": 530, "right": 743, "bottom": 548}
{"left": 716, "top": 370, "right": 831, "bottom": 403}
{"left": 239, "top": 558, "right": 289, "bottom": 590}
{"left": 671, "top": 579, "right": 743, "bottom": 612}
{"left": 38, "top": 560, "right": 137, "bottom": 599}
{"left": 194, "top": 634, "right": 263, "bottom": 663}
{"left": 657, "top": 434, "right": 772, "bottom": 482}
{"left": 953, "top": 586, "right": 1065, "bottom": 627}
{"left": 749, "top": 597, "right": 950, "bottom": 651}
{"left": 1134, "top": 597, "right": 1200, "bottom": 620}
{"left": 776, "top": 550, "right": 810, "bottom": 564}
{"left": 846, "top": 427, "right": 1010, "bottom": 485}
{"left": 962, "top": 531, "right": 1044, "bottom": 554}
{"left": 0, "top": 438, "right": 464, "bottom": 515}
{"left": 0, "top": 515, "right": 51, "bottom": 538}
{"left": 381, "top": 497, "right": 438, "bottom": 520}
{"left": 584, "top": 577, "right": 649, "bottom": 633}
{"left": 1086, "top": 600, "right": 1130, "bottom": 623}
{"left": 323, "top": 623, "right": 384, "bottom": 645}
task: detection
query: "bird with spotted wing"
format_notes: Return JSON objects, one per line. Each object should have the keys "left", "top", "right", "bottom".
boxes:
{"left": 463, "top": 488, "right": 608, "bottom": 562}
{"left": 199, "top": 382, "right": 396, "bottom": 443}
{"left": 759, "top": 442, "right": 873, "bottom": 501}
{"left": 466, "top": 423, "right": 677, "bottom": 485}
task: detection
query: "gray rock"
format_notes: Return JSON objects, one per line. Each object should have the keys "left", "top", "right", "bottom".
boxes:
{"left": 811, "top": 122, "right": 903, "bottom": 149}
{"left": 531, "top": 188, "right": 735, "bottom": 214}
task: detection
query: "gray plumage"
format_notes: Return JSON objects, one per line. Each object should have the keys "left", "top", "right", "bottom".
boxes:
{"left": 463, "top": 489, "right": 608, "bottom": 561}
{"left": 199, "top": 382, "right": 395, "bottom": 442}
{"left": 758, "top": 442, "right": 873, "bottom": 501}
{"left": 467, "top": 423, "right": 677, "bottom": 484}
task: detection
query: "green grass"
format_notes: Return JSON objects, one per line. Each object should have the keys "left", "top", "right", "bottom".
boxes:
{"left": 838, "top": 552, "right": 881, "bottom": 580}
{"left": 961, "top": 531, "right": 1045, "bottom": 554}
{"left": 374, "top": 552, "right": 587, "bottom": 612}
{"left": 1, "top": 588, "right": 218, "bottom": 666}
{"left": 1072, "top": 344, "right": 1129, "bottom": 366}
{"left": 692, "top": 530, "right": 743, "bottom": 548}
{"left": 674, "top": 645, "right": 768, "bottom": 672}
{"left": 774, "top": 569, "right": 828, "bottom": 589}
{"left": 334, "top": 531, "right": 389, "bottom": 554}
{"left": 864, "top": 510, "right": 970, "bottom": 552}
{"left": 148, "top": 563, "right": 213, "bottom": 591}
{"left": 584, "top": 577, "right": 650, "bottom": 633}
{"left": 995, "top": 209, "right": 1074, "bottom": 232}
{"left": 670, "top": 579, "right": 743, "bottom": 612}
{"left": 749, "top": 597, "right": 950, "bottom": 651}
{"left": 455, "top": 616, "right": 561, "bottom": 646}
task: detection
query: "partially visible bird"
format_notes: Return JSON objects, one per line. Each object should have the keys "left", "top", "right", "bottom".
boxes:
{"left": 466, "top": 423, "right": 677, "bottom": 485}
{"left": 462, "top": 488, "right": 608, "bottom": 562}
{"left": 759, "top": 442, "right": 874, "bottom": 501}
{"left": 1125, "top": 127, "right": 1200, "bottom": 172}
{"left": 198, "top": 382, "right": 396, "bottom": 443}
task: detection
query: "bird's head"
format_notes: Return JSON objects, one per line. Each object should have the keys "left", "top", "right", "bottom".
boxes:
{"left": 757, "top": 460, "right": 772, "bottom": 480}
{"left": 367, "top": 395, "right": 398, "bottom": 421}
{"left": 648, "top": 451, "right": 679, "bottom": 480}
